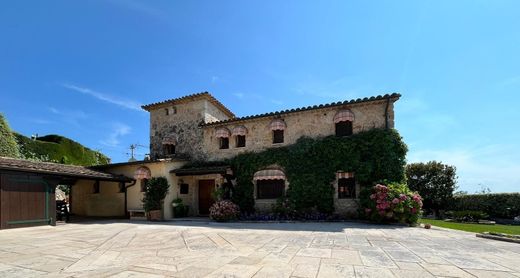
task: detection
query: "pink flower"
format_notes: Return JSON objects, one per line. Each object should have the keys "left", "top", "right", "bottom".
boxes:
{"left": 411, "top": 208, "right": 417, "bottom": 214}
{"left": 370, "top": 194, "right": 376, "bottom": 200}
{"left": 392, "top": 198, "right": 399, "bottom": 204}
{"left": 365, "top": 208, "right": 372, "bottom": 213}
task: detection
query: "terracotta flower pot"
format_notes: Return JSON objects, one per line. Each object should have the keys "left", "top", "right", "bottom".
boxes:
{"left": 148, "top": 210, "right": 162, "bottom": 221}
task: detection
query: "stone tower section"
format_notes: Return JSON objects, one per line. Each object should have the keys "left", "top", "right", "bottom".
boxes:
{"left": 141, "top": 92, "right": 234, "bottom": 161}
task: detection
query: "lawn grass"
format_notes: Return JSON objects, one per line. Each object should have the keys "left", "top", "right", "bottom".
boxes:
{"left": 419, "top": 219, "right": 520, "bottom": 235}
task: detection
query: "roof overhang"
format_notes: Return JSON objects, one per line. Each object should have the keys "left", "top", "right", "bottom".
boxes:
{"left": 171, "top": 166, "right": 232, "bottom": 176}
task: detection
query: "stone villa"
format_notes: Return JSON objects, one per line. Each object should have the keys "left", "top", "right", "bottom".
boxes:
{"left": 70, "top": 92, "right": 400, "bottom": 219}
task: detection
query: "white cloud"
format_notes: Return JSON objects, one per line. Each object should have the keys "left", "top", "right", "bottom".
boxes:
{"left": 270, "top": 99, "right": 283, "bottom": 105}
{"left": 233, "top": 92, "right": 245, "bottom": 99}
{"left": 61, "top": 83, "right": 142, "bottom": 111}
{"left": 100, "top": 122, "right": 131, "bottom": 147}
{"left": 292, "top": 75, "right": 369, "bottom": 100}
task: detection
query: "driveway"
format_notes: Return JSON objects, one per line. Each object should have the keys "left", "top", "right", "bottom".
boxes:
{"left": 0, "top": 221, "right": 519, "bottom": 277}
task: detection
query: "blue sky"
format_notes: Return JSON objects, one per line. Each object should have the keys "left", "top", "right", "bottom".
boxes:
{"left": 1, "top": 1, "right": 519, "bottom": 193}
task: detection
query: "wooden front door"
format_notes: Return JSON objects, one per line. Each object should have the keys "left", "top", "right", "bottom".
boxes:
{"left": 198, "top": 180, "right": 215, "bottom": 215}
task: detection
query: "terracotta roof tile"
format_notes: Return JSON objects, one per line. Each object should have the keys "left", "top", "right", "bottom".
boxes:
{"left": 201, "top": 93, "right": 401, "bottom": 127}
{"left": 141, "top": 92, "right": 235, "bottom": 118}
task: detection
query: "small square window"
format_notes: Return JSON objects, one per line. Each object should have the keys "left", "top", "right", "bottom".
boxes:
{"left": 219, "top": 137, "right": 229, "bottom": 149}
{"left": 180, "top": 183, "right": 189, "bottom": 194}
{"left": 164, "top": 144, "right": 175, "bottom": 155}
{"left": 165, "top": 108, "right": 169, "bottom": 115}
{"left": 273, "top": 130, "right": 284, "bottom": 144}
{"left": 236, "top": 135, "right": 246, "bottom": 148}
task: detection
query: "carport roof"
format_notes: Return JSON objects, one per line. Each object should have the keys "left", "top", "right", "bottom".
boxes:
{"left": 0, "top": 157, "right": 132, "bottom": 182}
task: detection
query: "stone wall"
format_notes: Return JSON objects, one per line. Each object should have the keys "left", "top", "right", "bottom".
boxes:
{"left": 202, "top": 100, "right": 394, "bottom": 161}
{"left": 332, "top": 179, "right": 361, "bottom": 217}
{"left": 149, "top": 99, "right": 231, "bottom": 160}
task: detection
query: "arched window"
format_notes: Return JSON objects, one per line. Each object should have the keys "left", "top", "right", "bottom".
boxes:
{"left": 134, "top": 166, "right": 151, "bottom": 192}
{"left": 334, "top": 110, "right": 354, "bottom": 136}
{"left": 232, "top": 126, "right": 248, "bottom": 148}
{"left": 254, "top": 168, "right": 286, "bottom": 199}
{"left": 162, "top": 136, "right": 176, "bottom": 155}
{"left": 269, "top": 119, "right": 286, "bottom": 144}
{"left": 337, "top": 172, "right": 355, "bottom": 198}
{"left": 215, "top": 128, "right": 231, "bottom": 149}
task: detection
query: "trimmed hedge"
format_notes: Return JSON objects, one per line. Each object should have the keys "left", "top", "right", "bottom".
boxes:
{"left": 186, "top": 128, "right": 408, "bottom": 214}
{"left": 451, "top": 193, "right": 520, "bottom": 219}
{"left": 15, "top": 133, "right": 110, "bottom": 166}
{"left": 0, "top": 113, "right": 20, "bottom": 158}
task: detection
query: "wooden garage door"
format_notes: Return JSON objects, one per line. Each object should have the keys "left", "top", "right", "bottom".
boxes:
{"left": 0, "top": 173, "right": 55, "bottom": 229}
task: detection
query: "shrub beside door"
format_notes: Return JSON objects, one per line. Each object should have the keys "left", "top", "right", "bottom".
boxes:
{"left": 142, "top": 177, "right": 170, "bottom": 221}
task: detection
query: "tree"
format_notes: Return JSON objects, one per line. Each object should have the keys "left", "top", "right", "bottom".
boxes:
{"left": 405, "top": 161, "right": 457, "bottom": 218}
{"left": 0, "top": 113, "right": 20, "bottom": 158}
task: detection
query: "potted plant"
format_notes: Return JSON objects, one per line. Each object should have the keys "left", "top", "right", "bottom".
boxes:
{"left": 142, "top": 177, "right": 170, "bottom": 221}
{"left": 172, "top": 198, "right": 189, "bottom": 218}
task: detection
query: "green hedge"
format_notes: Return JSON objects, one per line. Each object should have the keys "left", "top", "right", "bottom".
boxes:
{"left": 15, "top": 133, "right": 110, "bottom": 166}
{"left": 451, "top": 193, "right": 520, "bottom": 219}
{"left": 0, "top": 113, "right": 20, "bottom": 158}
{"left": 187, "top": 128, "right": 408, "bottom": 213}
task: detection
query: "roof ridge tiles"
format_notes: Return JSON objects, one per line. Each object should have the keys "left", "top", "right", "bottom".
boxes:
{"left": 200, "top": 92, "right": 400, "bottom": 127}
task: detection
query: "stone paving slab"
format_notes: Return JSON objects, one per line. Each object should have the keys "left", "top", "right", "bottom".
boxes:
{"left": 0, "top": 220, "right": 519, "bottom": 277}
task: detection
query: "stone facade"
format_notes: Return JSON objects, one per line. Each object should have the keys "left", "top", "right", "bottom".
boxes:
{"left": 146, "top": 94, "right": 233, "bottom": 161}
{"left": 81, "top": 92, "right": 400, "bottom": 218}
{"left": 202, "top": 99, "right": 395, "bottom": 161}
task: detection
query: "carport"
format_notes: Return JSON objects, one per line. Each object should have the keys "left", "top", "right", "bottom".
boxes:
{"left": 0, "top": 157, "right": 131, "bottom": 229}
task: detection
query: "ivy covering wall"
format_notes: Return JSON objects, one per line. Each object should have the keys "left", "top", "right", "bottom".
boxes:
{"left": 186, "top": 128, "right": 408, "bottom": 214}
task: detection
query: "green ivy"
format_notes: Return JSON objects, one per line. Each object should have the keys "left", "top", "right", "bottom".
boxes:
{"left": 186, "top": 128, "right": 407, "bottom": 213}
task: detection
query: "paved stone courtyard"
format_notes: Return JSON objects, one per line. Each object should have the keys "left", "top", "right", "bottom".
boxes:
{"left": 0, "top": 221, "right": 519, "bottom": 277}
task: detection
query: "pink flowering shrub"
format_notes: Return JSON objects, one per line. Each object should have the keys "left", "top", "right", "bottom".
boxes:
{"left": 361, "top": 183, "right": 423, "bottom": 224}
{"left": 209, "top": 200, "right": 240, "bottom": 222}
